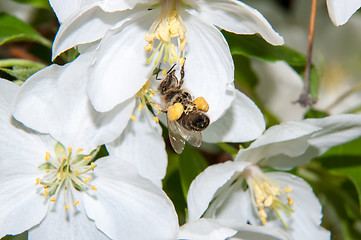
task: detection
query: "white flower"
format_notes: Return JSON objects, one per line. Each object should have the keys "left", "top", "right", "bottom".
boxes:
{"left": 179, "top": 218, "right": 292, "bottom": 240}
{"left": 6, "top": 57, "right": 179, "bottom": 238}
{"left": 50, "top": 0, "right": 283, "bottom": 115}
{"left": 187, "top": 114, "right": 361, "bottom": 240}
{"left": 327, "top": 0, "right": 361, "bottom": 26}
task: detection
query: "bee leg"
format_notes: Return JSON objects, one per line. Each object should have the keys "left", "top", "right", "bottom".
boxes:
{"left": 154, "top": 63, "right": 162, "bottom": 80}
{"left": 179, "top": 58, "right": 186, "bottom": 88}
{"left": 148, "top": 101, "right": 167, "bottom": 114}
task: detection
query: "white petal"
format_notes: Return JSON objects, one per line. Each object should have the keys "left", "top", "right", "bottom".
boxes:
{"left": 228, "top": 223, "right": 292, "bottom": 240}
{"left": 194, "top": 0, "right": 284, "bottom": 45}
{"left": 12, "top": 65, "right": 62, "bottom": 134}
{"left": 263, "top": 172, "right": 331, "bottom": 240}
{"left": 52, "top": 4, "right": 132, "bottom": 59}
{"left": 187, "top": 161, "right": 239, "bottom": 221}
{"left": 235, "top": 121, "right": 320, "bottom": 168}
{"left": 84, "top": 157, "right": 179, "bottom": 239}
{"left": 49, "top": 0, "right": 96, "bottom": 23}
{"left": 15, "top": 53, "right": 135, "bottom": 152}
{"left": 179, "top": 218, "right": 237, "bottom": 240}
{"left": 182, "top": 11, "right": 235, "bottom": 122}
{"left": 29, "top": 194, "right": 109, "bottom": 240}
{"left": 87, "top": 10, "right": 156, "bottom": 112}
{"left": 305, "top": 114, "right": 361, "bottom": 153}
{"left": 253, "top": 60, "right": 306, "bottom": 122}
{"left": 327, "top": 0, "right": 361, "bottom": 26}
{"left": 98, "top": 0, "right": 157, "bottom": 12}
{"left": 0, "top": 167, "right": 48, "bottom": 238}
{"left": 106, "top": 108, "right": 166, "bottom": 187}
{"left": 202, "top": 89, "right": 265, "bottom": 143}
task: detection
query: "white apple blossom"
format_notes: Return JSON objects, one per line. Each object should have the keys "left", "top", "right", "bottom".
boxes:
{"left": 187, "top": 114, "right": 361, "bottom": 240}
{"left": 0, "top": 78, "right": 179, "bottom": 239}
{"left": 49, "top": 0, "right": 283, "bottom": 116}
{"left": 326, "top": 0, "right": 361, "bottom": 26}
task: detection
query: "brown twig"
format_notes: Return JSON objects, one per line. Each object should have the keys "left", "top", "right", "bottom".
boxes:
{"left": 295, "top": 0, "right": 317, "bottom": 107}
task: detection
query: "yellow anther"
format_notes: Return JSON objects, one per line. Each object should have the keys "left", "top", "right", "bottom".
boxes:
{"left": 288, "top": 198, "right": 294, "bottom": 206}
{"left": 57, "top": 173, "right": 62, "bottom": 180}
{"left": 193, "top": 97, "right": 209, "bottom": 112}
{"left": 77, "top": 148, "right": 84, "bottom": 153}
{"left": 180, "top": 38, "right": 187, "bottom": 51}
{"left": 284, "top": 187, "right": 293, "bottom": 192}
{"left": 75, "top": 170, "right": 80, "bottom": 174}
{"left": 180, "top": 57, "right": 185, "bottom": 67}
{"left": 65, "top": 204, "right": 69, "bottom": 211}
{"left": 144, "top": 44, "right": 153, "bottom": 52}
{"left": 90, "top": 162, "right": 96, "bottom": 168}
{"left": 162, "top": 69, "right": 167, "bottom": 76}
{"left": 83, "top": 156, "right": 91, "bottom": 161}
{"left": 264, "top": 195, "right": 273, "bottom": 207}
{"left": 73, "top": 200, "right": 80, "bottom": 206}
{"left": 35, "top": 178, "right": 40, "bottom": 185}
{"left": 156, "top": 110, "right": 161, "bottom": 115}
{"left": 45, "top": 152, "right": 50, "bottom": 161}
{"left": 138, "top": 104, "right": 143, "bottom": 111}
{"left": 91, "top": 186, "right": 97, "bottom": 191}
{"left": 154, "top": 117, "right": 159, "bottom": 124}
{"left": 84, "top": 176, "right": 91, "bottom": 183}
{"left": 167, "top": 103, "right": 184, "bottom": 121}
{"left": 261, "top": 217, "right": 266, "bottom": 225}
{"left": 50, "top": 197, "right": 56, "bottom": 202}
{"left": 68, "top": 147, "right": 72, "bottom": 152}
{"left": 46, "top": 169, "right": 50, "bottom": 174}
{"left": 131, "top": 115, "right": 136, "bottom": 122}
{"left": 57, "top": 148, "right": 63, "bottom": 152}
{"left": 43, "top": 189, "right": 48, "bottom": 198}
{"left": 75, "top": 180, "right": 81, "bottom": 185}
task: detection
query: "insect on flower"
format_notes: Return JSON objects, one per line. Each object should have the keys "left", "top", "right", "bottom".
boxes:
{"left": 157, "top": 59, "right": 210, "bottom": 154}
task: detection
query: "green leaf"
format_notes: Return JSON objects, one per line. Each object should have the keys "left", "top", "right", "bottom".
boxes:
{"left": 0, "top": 59, "right": 45, "bottom": 81}
{"left": 319, "top": 137, "right": 361, "bottom": 209}
{"left": 179, "top": 146, "right": 208, "bottom": 200}
{"left": 0, "top": 13, "right": 52, "bottom": 48}
{"left": 223, "top": 32, "right": 306, "bottom": 66}
{"left": 11, "top": 0, "right": 50, "bottom": 8}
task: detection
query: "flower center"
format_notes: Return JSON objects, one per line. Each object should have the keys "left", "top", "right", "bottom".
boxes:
{"left": 36, "top": 142, "right": 99, "bottom": 210}
{"left": 131, "top": 80, "right": 161, "bottom": 123}
{"left": 243, "top": 165, "right": 294, "bottom": 228}
{"left": 145, "top": 0, "right": 186, "bottom": 65}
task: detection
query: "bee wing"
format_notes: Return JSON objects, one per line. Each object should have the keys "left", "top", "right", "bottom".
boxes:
{"left": 167, "top": 118, "right": 186, "bottom": 154}
{"left": 175, "top": 121, "right": 202, "bottom": 148}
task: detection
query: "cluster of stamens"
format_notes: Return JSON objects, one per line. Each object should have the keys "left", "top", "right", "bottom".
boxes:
{"left": 132, "top": 80, "right": 161, "bottom": 124}
{"left": 243, "top": 165, "right": 294, "bottom": 228}
{"left": 145, "top": 1, "right": 186, "bottom": 65}
{"left": 36, "top": 143, "right": 98, "bottom": 211}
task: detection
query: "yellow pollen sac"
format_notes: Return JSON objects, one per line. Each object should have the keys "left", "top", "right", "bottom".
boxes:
{"left": 75, "top": 170, "right": 80, "bottom": 174}
{"left": 57, "top": 173, "right": 62, "bottom": 180}
{"left": 162, "top": 69, "right": 167, "bottom": 76}
{"left": 45, "top": 152, "right": 50, "bottom": 161}
{"left": 90, "top": 162, "right": 96, "bottom": 168}
{"left": 65, "top": 204, "right": 70, "bottom": 211}
{"left": 84, "top": 176, "right": 91, "bottom": 183}
{"left": 73, "top": 200, "right": 80, "bottom": 206}
{"left": 180, "top": 57, "right": 185, "bottom": 67}
{"left": 50, "top": 197, "right": 56, "bottom": 202}
{"left": 77, "top": 148, "right": 84, "bottom": 153}
{"left": 138, "top": 104, "right": 143, "bottom": 111}
{"left": 35, "top": 178, "right": 40, "bottom": 185}
{"left": 193, "top": 97, "right": 209, "bottom": 112}
{"left": 68, "top": 147, "right": 72, "bottom": 152}
{"left": 284, "top": 187, "right": 293, "bottom": 192}
{"left": 45, "top": 169, "right": 50, "bottom": 174}
{"left": 154, "top": 116, "right": 159, "bottom": 124}
{"left": 57, "top": 148, "right": 63, "bottom": 152}
{"left": 83, "top": 156, "right": 91, "bottom": 161}
{"left": 91, "top": 186, "right": 97, "bottom": 191}
{"left": 43, "top": 189, "right": 48, "bottom": 198}
{"left": 168, "top": 103, "right": 184, "bottom": 121}
{"left": 288, "top": 198, "right": 294, "bottom": 206}
{"left": 264, "top": 195, "right": 274, "bottom": 207}
{"left": 131, "top": 115, "right": 136, "bottom": 122}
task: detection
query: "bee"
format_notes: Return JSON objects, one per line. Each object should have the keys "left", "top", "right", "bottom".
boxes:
{"left": 157, "top": 60, "right": 210, "bottom": 154}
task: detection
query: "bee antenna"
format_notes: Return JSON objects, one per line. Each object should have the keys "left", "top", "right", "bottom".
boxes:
{"left": 167, "top": 64, "right": 177, "bottom": 74}
{"left": 154, "top": 63, "right": 162, "bottom": 80}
